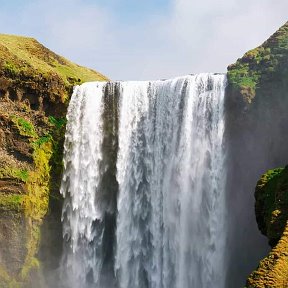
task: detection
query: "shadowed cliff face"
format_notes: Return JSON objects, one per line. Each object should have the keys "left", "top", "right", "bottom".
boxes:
{"left": 0, "top": 34, "right": 107, "bottom": 287}
{"left": 225, "top": 21, "right": 288, "bottom": 287}
{"left": 246, "top": 167, "right": 288, "bottom": 287}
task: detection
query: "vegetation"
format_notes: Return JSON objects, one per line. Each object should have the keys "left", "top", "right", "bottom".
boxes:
{"left": 20, "top": 223, "right": 40, "bottom": 280}
{"left": 0, "top": 33, "right": 108, "bottom": 111}
{"left": 255, "top": 167, "right": 288, "bottom": 244}
{"left": 0, "top": 33, "right": 108, "bottom": 86}
{"left": 227, "top": 22, "right": 288, "bottom": 103}
{"left": 246, "top": 225, "right": 288, "bottom": 288}
{"left": 246, "top": 166, "right": 288, "bottom": 287}
{"left": 11, "top": 116, "right": 37, "bottom": 138}
{"left": 0, "top": 168, "right": 29, "bottom": 182}
{"left": 0, "top": 265, "right": 21, "bottom": 288}
{"left": 23, "top": 140, "right": 53, "bottom": 220}
{"left": 0, "top": 194, "right": 23, "bottom": 211}
{"left": 48, "top": 116, "right": 66, "bottom": 129}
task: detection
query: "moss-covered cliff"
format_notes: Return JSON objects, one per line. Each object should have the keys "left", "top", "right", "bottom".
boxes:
{"left": 246, "top": 167, "right": 288, "bottom": 287}
{"left": 0, "top": 34, "right": 107, "bottom": 287}
{"left": 227, "top": 22, "right": 288, "bottom": 104}
{"left": 225, "top": 21, "right": 288, "bottom": 287}
{"left": 0, "top": 34, "right": 107, "bottom": 115}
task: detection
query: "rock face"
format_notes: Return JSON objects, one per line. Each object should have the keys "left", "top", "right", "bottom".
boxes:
{"left": 0, "top": 34, "right": 107, "bottom": 115}
{"left": 246, "top": 167, "right": 288, "bottom": 287}
{"left": 255, "top": 168, "right": 288, "bottom": 247}
{"left": 227, "top": 22, "right": 288, "bottom": 104}
{"left": 0, "top": 34, "right": 107, "bottom": 287}
{"left": 225, "top": 21, "right": 288, "bottom": 287}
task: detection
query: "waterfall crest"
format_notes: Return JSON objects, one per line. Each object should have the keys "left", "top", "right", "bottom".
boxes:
{"left": 60, "top": 74, "right": 227, "bottom": 288}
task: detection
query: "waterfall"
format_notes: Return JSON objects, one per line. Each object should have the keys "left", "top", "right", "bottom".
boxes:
{"left": 60, "top": 82, "right": 107, "bottom": 287}
{"left": 60, "top": 74, "right": 227, "bottom": 288}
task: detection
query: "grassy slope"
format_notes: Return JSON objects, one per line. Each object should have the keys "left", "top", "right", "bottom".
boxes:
{"left": 227, "top": 21, "right": 288, "bottom": 103}
{"left": 0, "top": 33, "right": 108, "bottom": 85}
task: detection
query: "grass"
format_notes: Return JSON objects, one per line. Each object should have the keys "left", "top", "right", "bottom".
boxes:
{"left": 227, "top": 21, "right": 288, "bottom": 102}
{"left": 0, "top": 34, "right": 108, "bottom": 86}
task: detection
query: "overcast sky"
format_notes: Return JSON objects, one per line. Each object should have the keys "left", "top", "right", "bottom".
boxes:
{"left": 0, "top": 0, "right": 287, "bottom": 80}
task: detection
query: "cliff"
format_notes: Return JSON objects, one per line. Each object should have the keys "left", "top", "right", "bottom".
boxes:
{"left": 246, "top": 167, "right": 288, "bottom": 287}
{"left": 227, "top": 22, "right": 288, "bottom": 104}
{"left": 0, "top": 34, "right": 107, "bottom": 287}
{"left": 225, "top": 21, "right": 288, "bottom": 287}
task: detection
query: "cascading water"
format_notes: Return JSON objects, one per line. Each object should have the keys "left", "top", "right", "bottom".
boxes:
{"left": 60, "top": 74, "right": 227, "bottom": 288}
{"left": 60, "top": 82, "right": 107, "bottom": 287}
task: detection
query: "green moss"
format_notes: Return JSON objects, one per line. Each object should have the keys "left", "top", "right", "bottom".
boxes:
{"left": 15, "top": 170, "right": 29, "bottom": 182}
{"left": 11, "top": 117, "right": 37, "bottom": 138}
{"left": 33, "top": 134, "right": 52, "bottom": 148}
{"left": 6, "top": 114, "right": 61, "bottom": 219}
{"left": 0, "top": 168, "right": 29, "bottom": 183}
{"left": 0, "top": 194, "right": 23, "bottom": 211}
{"left": 0, "top": 223, "right": 41, "bottom": 286}
{"left": 246, "top": 225, "right": 288, "bottom": 287}
{"left": 227, "top": 22, "right": 288, "bottom": 102}
{"left": 20, "top": 257, "right": 39, "bottom": 280}
{"left": 255, "top": 166, "right": 288, "bottom": 243}
{"left": 20, "top": 222, "right": 40, "bottom": 280}
{"left": 3, "top": 62, "right": 19, "bottom": 77}
{"left": 48, "top": 116, "right": 66, "bottom": 129}
{"left": 23, "top": 140, "right": 53, "bottom": 220}
{"left": 247, "top": 165, "right": 288, "bottom": 286}
{"left": 0, "top": 265, "right": 21, "bottom": 288}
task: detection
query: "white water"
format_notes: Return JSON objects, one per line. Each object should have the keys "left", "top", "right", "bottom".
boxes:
{"left": 61, "top": 74, "right": 227, "bottom": 288}
{"left": 60, "top": 82, "right": 106, "bottom": 287}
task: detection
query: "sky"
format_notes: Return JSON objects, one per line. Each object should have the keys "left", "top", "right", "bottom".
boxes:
{"left": 0, "top": 0, "right": 287, "bottom": 80}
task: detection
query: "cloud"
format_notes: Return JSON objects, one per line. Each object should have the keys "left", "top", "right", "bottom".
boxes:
{"left": 165, "top": 0, "right": 288, "bottom": 75}
{"left": 0, "top": 0, "right": 287, "bottom": 80}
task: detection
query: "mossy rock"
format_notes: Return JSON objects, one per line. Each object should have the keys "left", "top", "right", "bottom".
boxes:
{"left": 255, "top": 166, "right": 288, "bottom": 246}
{"left": 227, "top": 21, "right": 288, "bottom": 103}
{"left": 246, "top": 225, "right": 288, "bottom": 288}
{"left": 0, "top": 33, "right": 108, "bottom": 116}
{"left": 0, "top": 194, "right": 24, "bottom": 211}
{"left": 246, "top": 166, "right": 288, "bottom": 287}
